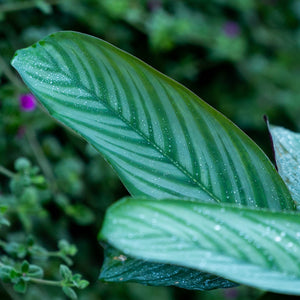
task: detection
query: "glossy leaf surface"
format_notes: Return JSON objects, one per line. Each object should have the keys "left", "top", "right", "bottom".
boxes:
{"left": 100, "top": 198, "right": 300, "bottom": 295}
{"left": 11, "top": 31, "right": 296, "bottom": 290}
{"left": 11, "top": 31, "right": 294, "bottom": 210}
{"left": 100, "top": 245, "right": 236, "bottom": 290}
{"left": 269, "top": 125, "right": 300, "bottom": 206}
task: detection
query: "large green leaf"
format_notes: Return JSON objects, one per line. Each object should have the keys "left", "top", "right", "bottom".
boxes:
{"left": 100, "top": 197, "right": 300, "bottom": 295}
{"left": 268, "top": 125, "right": 300, "bottom": 207}
{"left": 11, "top": 31, "right": 294, "bottom": 210}
{"left": 100, "top": 245, "right": 236, "bottom": 290}
{"left": 11, "top": 31, "right": 295, "bottom": 290}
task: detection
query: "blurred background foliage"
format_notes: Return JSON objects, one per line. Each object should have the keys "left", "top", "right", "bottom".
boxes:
{"left": 0, "top": 0, "right": 299, "bottom": 299}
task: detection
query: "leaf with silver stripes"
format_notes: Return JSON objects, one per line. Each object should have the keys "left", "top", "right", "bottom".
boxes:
{"left": 100, "top": 197, "right": 300, "bottom": 295}
{"left": 99, "top": 245, "right": 236, "bottom": 290}
{"left": 11, "top": 31, "right": 294, "bottom": 210}
{"left": 11, "top": 31, "right": 296, "bottom": 289}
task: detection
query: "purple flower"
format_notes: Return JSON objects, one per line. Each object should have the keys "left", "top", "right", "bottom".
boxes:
{"left": 19, "top": 93, "right": 36, "bottom": 112}
{"left": 223, "top": 21, "right": 240, "bottom": 38}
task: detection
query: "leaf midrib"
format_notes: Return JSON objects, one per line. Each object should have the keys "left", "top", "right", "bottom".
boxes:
{"left": 42, "top": 41, "right": 221, "bottom": 203}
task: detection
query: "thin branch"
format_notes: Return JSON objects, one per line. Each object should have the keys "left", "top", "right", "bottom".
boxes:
{"left": 28, "top": 277, "right": 62, "bottom": 287}
{"left": 25, "top": 128, "right": 58, "bottom": 194}
{"left": 0, "top": 166, "right": 15, "bottom": 178}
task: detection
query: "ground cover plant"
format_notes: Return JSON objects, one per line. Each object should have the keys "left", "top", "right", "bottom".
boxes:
{"left": 9, "top": 30, "right": 300, "bottom": 298}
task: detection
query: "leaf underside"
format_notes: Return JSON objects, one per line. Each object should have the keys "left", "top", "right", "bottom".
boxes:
{"left": 100, "top": 198, "right": 300, "bottom": 295}
{"left": 269, "top": 125, "right": 300, "bottom": 206}
{"left": 100, "top": 245, "right": 236, "bottom": 290}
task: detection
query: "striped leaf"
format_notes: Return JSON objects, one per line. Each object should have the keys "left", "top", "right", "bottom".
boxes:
{"left": 11, "top": 31, "right": 296, "bottom": 290}
{"left": 11, "top": 31, "right": 294, "bottom": 210}
{"left": 100, "top": 245, "right": 236, "bottom": 290}
{"left": 269, "top": 125, "right": 300, "bottom": 206}
{"left": 99, "top": 197, "right": 300, "bottom": 295}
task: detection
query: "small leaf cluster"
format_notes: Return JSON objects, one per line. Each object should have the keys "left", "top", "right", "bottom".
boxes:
{"left": 0, "top": 260, "right": 43, "bottom": 294}
{"left": 0, "top": 158, "right": 89, "bottom": 299}
{"left": 60, "top": 265, "right": 89, "bottom": 299}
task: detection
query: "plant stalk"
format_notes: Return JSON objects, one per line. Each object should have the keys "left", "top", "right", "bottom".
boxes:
{"left": 28, "top": 277, "right": 62, "bottom": 287}
{"left": 0, "top": 166, "right": 15, "bottom": 178}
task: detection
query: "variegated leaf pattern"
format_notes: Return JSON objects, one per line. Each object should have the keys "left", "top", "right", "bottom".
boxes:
{"left": 100, "top": 198, "right": 300, "bottom": 295}
{"left": 11, "top": 31, "right": 294, "bottom": 210}
{"left": 100, "top": 245, "right": 236, "bottom": 290}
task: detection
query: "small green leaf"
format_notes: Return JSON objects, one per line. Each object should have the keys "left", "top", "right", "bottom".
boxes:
{"left": 0, "top": 265, "right": 14, "bottom": 282}
{"left": 10, "top": 269, "right": 20, "bottom": 280}
{"left": 71, "top": 273, "right": 81, "bottom": 282}
{"left": 60, "top": 265, "right": 72, "bottom": 280}
{"left": 77, "top": 279, "right": 89, "bottom": 289}
{"left": 65, "top": 204, "right": 95, "bottom": 225}
{"left": 99, "top": 197, "right": 300, "bottom": 295}
{"left": 62, "top": 286, "right": 77, "bottom": 300}
{"left": 29, "top": 244, "right": 48, "bottom": 257}
{"left": 28, "top": 264, "right": 44, "bottom": 278}
{"left": 26, "top": 235, "right": 35, "bottom": 247}
{"left": 13, "top": 279, "right": 27, "bottom": 294}
{"left": 4, "top": 242, "right": 27, "bottom": 259}
{"left": 14, "top": 157, "right": 31, "bottom": 172}
{"left": 30, "top": 175, "right": 47, "bottom": 188}
{"left": 268, "top": 125, "right": 300, "bottom": 206}
{"left": 35, "top": 0, "right": 52, "bottom": 14}
{"left": 21, "top": 261, "right": 29, "bottom": 273}
{"left": 58, "top": 239, "right": 77, "bottom": 256}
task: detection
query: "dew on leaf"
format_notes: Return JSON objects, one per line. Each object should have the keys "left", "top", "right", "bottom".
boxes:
{"left": 274, "top": 236, "right": 281, "bottom": 242}
{"left": 214, "top": 225, "right": 221, "bottom": 231}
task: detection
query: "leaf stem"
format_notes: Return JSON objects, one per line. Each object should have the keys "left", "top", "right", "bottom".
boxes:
{"left": 28, "top": 277, "right": 62, "bottom": 287}
{"left": 0, "top": 165, "right": 15, "bottom": 178}
{"left": 25, "top": 128, "right": 58, "bottom": 193}
{"left": 44, "top": 252, "right": 72, "bottom": 265}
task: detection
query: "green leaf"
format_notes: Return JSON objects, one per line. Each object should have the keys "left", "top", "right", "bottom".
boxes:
{"left": 11, "top": 31, "right": 296, "bottom": 290}
{"left": 0, "top": 265, "right": 14, "bottom": 282}
{"left": 11, "top": 31, "right": 294, "bottom": 211}
{"left": 268, "top": 125, "right": 300, "bottom": 206}
{"left": 28, "top": 264, "right": 44, "bottom": 278}
{"left": 13, "top": 278, "right": 27, "bottom": 294}
{"left": 21, "top": 261, "right": 29, "bottom": 273}
{"left": 60, "top": 265, "right": 72, "bottom": 280}
{"left": 100, "top": 245, "right": 236, "bottom": 290}
{"left": 99, "top": 197, "right": 300, "bottom": 295}
{"left": 62, "top": 286, "right": 77, "bottom": 300}
{"left": 77, "top": 279, "right": 89, "bottom": 289}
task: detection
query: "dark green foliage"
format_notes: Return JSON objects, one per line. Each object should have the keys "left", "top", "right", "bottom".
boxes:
{"left": 100, "top": 245, "right": 236, "bottom": 290}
